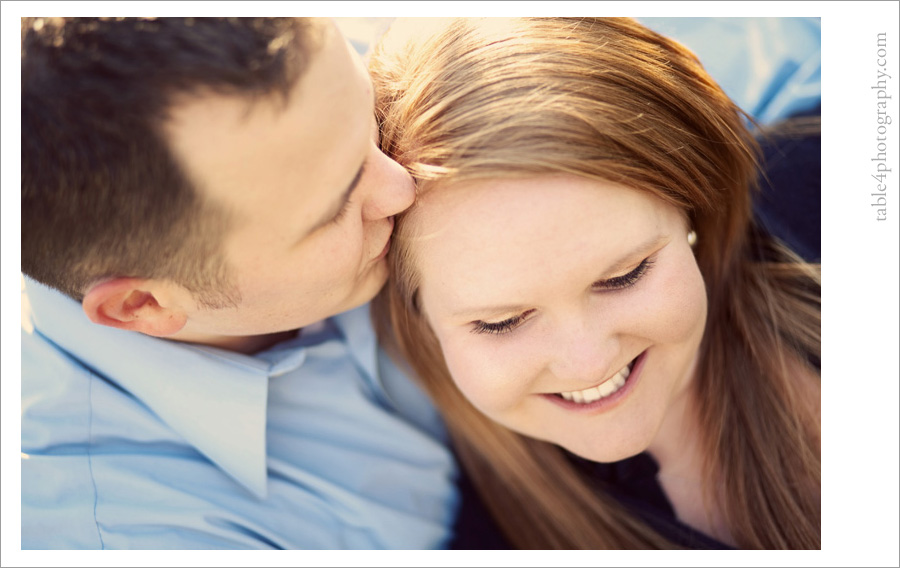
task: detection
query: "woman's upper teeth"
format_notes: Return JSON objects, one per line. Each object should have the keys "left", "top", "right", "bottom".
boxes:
{"left": 558, "top": 363, "right": 631, "bottom": 403}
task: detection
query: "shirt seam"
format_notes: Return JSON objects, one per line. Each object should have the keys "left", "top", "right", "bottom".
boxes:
{"left": 86, "top": 371, "right": 106, "bottom": 549}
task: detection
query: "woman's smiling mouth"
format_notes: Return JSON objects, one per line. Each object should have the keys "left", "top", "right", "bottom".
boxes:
{"left": 543, "top": 350, "right": 647, "bottom": 411}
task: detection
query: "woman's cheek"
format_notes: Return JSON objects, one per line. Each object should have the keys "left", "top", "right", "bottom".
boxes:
{"left": 664, "top": 252, "right": 709, "bottom": 341}
{"left": 440, "top": 332, "right": 536, "bottom": 415}
{"left": 632, "top": 252, "right": 707, "bottom": 344}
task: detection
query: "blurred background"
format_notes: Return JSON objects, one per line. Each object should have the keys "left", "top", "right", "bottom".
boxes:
{"left": 335, "top": 17, "right": 821, "bottom": 125}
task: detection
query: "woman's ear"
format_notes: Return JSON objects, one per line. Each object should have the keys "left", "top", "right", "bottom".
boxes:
{"left": 82, "top": 277, "right": 188, "bottom": 337}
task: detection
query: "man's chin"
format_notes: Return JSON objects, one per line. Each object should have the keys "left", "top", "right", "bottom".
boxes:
{"left": 361, "top": 259, "right": 390, "bottom": 299}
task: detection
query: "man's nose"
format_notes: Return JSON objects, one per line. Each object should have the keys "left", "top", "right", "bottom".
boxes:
{"left": 361, "top": 148, "right": 416, "bottom": 221}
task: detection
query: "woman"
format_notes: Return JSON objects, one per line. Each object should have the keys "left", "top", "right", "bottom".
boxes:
{"left": 369, "top": 17, "right": 821, "bottom": 549}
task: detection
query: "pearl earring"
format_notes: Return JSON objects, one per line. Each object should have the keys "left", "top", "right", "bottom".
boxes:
{"left": 687, "top": 230, "right": 697, "bottom": 246}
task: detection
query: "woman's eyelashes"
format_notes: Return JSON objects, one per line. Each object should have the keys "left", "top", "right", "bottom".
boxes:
{"left": 593, "top": 257, "right": 655, "bottom": 290}
{"left": 472, "top": 309, "right": 536, "bottom": 335}
{"left": 470, "top": 256, "right": 655, "bottom": 335}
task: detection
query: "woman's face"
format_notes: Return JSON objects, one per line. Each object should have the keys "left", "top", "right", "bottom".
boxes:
{"left": 410, "top": 174, "right": 708, "bottom": 462}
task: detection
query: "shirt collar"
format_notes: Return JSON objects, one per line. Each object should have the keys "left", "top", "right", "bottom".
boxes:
{"left": 331, "top": 303, "right": 379, "bottom": 385}
{"left": 23, "top": 278, "right": 271, "bottom": 498}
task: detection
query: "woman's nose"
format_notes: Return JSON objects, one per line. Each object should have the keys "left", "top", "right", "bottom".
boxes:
{"left": 546, "top": 313, "right": 621, "bottom": 387}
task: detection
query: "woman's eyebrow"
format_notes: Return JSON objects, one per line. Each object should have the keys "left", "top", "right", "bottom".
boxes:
{"left": 594, "top": 234, "right": 667, "bottom": 278}
{"left": 450, "top": 302, "right": 532, "bottom": 321}
{"left": 447, "top": 233, "right": 668, "bottom": 319}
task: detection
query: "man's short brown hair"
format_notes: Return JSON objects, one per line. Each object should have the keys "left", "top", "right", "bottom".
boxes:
{"left": 22, "top": 17, "right": 323, "bottom": 307}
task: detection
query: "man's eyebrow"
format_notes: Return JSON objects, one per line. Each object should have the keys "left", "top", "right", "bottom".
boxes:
{"left": 304, "top": 81, "right": 376, "bottom": 238}
{"left": 305, "top": 162, "right": 365, "bottom": 237}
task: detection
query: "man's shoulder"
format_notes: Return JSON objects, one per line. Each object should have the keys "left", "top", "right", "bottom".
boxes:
{"left": 21, "top": 283, "right": 459, "bottom": 550}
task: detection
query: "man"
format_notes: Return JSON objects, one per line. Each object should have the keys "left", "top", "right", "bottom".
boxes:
{"left": 21, "top": 17, "right": 456, "bottom": 549}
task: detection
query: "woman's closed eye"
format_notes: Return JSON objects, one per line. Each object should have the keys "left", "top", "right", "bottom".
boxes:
{"left": 472, "top": 309, "right": 536, "bottom": 335}
{"left": 469, "top": 257, "right": 655, "bottom": 336}
{"left": 593, "top": 257, "right": 655, "bottom": 290}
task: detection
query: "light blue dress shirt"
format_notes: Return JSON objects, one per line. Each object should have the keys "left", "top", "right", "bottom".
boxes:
{"left": 21, "top": 277, "right": 457, "bottom": 549}
{"left": 638, "top": 17, "right": 821, "bottom": 123}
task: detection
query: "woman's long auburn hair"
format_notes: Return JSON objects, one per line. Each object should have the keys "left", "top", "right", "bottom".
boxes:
{"left": 369, "top": 17, "right": 821, "bottom": 549}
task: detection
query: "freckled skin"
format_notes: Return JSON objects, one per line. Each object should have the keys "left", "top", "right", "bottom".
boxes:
{"left": 414, "top": 174, "right": 707, "bottom": 463}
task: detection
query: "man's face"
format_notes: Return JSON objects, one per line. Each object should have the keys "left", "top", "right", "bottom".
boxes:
{"left": 164, "top": 21, "right": 415, "bottom": 347}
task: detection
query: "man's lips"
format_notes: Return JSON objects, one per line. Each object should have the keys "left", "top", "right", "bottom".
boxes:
{"left": 371, "top": 217, "right": 394, "bottom": 262}
{"left": 375, "top": 237, "right": 391, "bottom": 260}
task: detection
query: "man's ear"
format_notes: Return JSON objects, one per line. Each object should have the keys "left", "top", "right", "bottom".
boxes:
{"left": 82, "top": 278, "right": 188, "bottom": 337}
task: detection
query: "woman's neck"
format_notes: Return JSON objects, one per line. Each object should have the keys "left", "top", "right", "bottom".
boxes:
{"left": 646, "top": 384, "right": 736, "bottom": 547}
